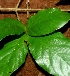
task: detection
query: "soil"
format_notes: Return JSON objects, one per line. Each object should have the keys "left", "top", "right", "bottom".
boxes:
{"left": 0, "top": 0, "right": 70, "bottom": 76}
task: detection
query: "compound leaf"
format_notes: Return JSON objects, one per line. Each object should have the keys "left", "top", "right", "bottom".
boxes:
{"left": 0, "top": 18, "right": 26, "bottom": 41}
{"left": 27, "top": 8, "right": 70, "bottom": 36}
{"left": 28, "top": 32, "right": 70, "bottom": 76}
{"left": 0, "top": 34, "right": 28, "bottom": 76}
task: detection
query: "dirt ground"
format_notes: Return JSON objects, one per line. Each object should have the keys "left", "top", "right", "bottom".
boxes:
{"left": 0, "top": 0, "right": 70, "bottom": 76}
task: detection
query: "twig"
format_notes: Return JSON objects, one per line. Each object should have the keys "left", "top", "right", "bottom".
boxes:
{"left": 16, "top": 0, "right": 21, "bottom": 8}
{"left": 15, "top": 0, "right": 21, "bottom": 20}
{"left": 61, "top": 9, "right": 70, "bottom": 12}
{"left": 15, "top": 11, "right": 19, "bottom": 20}
{"left": 0, "top": 8, "right": 70, "bottom": 12}
{"left": 26, "top": 0, "right": 30, "bottom": 18}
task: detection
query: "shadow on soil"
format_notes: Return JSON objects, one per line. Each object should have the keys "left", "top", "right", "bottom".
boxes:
{"left": 56, "top": 0, "right": 70, "bottom": 5}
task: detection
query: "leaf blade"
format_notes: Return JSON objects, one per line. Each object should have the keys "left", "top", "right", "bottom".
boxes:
{"left": 28, "top": 32, "right": 70, "bottom": 76}
{"left": 27, "top": 8, "right": 70, "bottom": 36}
{"left": 0, "top": 18, "right": 26, "bottom": 41}
{"left": 0, "top": 34, "right": 28, "bottom": 76}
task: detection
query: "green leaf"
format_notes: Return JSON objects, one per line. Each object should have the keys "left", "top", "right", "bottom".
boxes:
{"left": 0, "top": 18, "right": 26, "bottom": 41}
{"left": 27, "top": 8, "right": 70, "bottom": 36}
{"left": 0, "top": 34, "right": 28, "bottom": 76}
{"left": 28, "top": 32, "right": 70, "bottom": 76}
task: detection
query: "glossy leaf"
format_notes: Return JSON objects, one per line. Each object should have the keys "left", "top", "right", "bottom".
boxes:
{"left": 0, "top": 18, "right": 26, "bottom": 41}
{"left": 27, "top": 8, "right": 70, "bottom": 36}
{"left": 0, "top": 34, "right": 28, "bottom": 76}
{"left": 28, "top": 32, "right": 70, "bottom": 76}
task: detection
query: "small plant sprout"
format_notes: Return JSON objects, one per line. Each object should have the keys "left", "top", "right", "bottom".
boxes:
{"left": 0, "top": 8, "right": 70, "bottom": 76}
